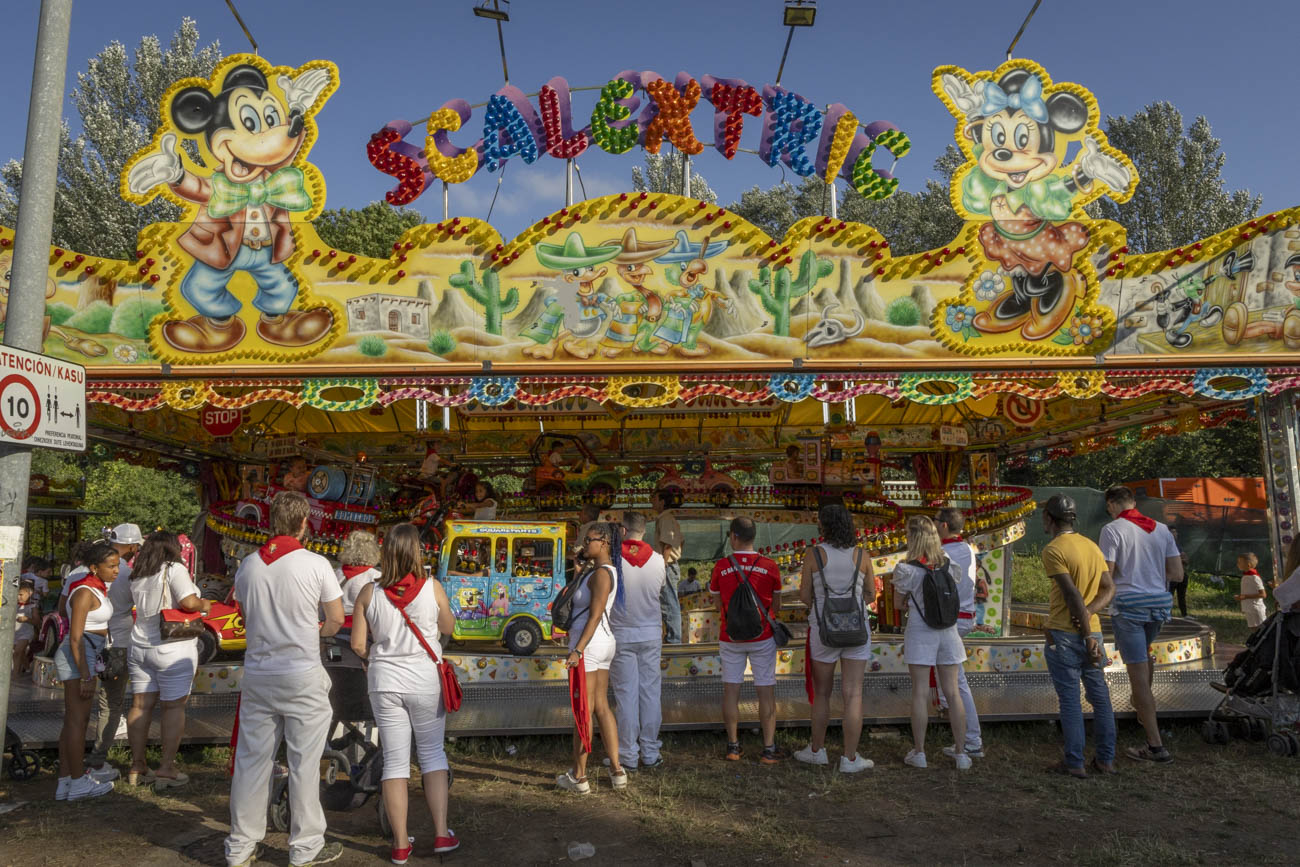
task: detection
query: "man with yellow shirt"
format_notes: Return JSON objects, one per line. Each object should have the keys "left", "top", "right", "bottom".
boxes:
{"left": 1040, "top": 495, "right": 1116, "bottom": 778}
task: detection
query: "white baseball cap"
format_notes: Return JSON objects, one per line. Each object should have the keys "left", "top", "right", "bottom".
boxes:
{"left": 111, "top": 523, "right": 144, "bottom": 545}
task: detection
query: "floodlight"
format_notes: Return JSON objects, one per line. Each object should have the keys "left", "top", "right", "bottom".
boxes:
{"left": 783, "top": 1, "right": 816, "bottom": 26}
{"left": 473, "top": 3, "right": 509, "bottom": 21}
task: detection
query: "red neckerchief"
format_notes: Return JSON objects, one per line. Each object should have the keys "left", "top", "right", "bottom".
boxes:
{"left": 68, "top": 573, "right": 107, "bottom": 596}
{"left": 621, "top": 540, "right": 652, "bottom": 568}
{"left": 382, "top": 572, "right": 422, "bottom": 610}
{"left": 1117, "top": 509, "right": 1157, "bottom": 533}
{"left": 341, "top": 565, "right": 371, "bottom": 581}
{"left": 941, "top": 536, "right": 964, "bottom": 544}
{"left": 259, "top": 535, "right": 305, "bottom": 565}
{"left": 1242, "top": 569, "right": 1260, "bottom": 578}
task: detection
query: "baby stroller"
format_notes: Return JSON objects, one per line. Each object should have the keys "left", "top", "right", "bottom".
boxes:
{"left": 4, "top": 726, "right": 41, "bottom": 781}
{"left": 1203, "top": 611, "right": 1300, "bottom": 757}
{"left": 268, "top": 640, "right": 385, "bottom": 832}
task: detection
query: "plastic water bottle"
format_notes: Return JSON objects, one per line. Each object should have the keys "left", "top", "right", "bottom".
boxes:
{"left": 567, "top": 842, "right": 595, "bottom": 861}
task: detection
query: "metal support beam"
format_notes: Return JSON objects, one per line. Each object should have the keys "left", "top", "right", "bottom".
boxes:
{"left": 0, "top": 0, "right": 75, "bottom": 758}
{"left": 564, "top": 159, "right": 574, "bottom": 207}
{"left": 682, "top": 153, "right": 691, "bottom": 199}
{"left": 1258, "top": 393, "right": 1300, "bottom": 581}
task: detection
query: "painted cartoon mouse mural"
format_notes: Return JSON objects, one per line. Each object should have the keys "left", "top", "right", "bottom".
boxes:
{"left": 124, "top": 56, "right": 341, "bottom": 360}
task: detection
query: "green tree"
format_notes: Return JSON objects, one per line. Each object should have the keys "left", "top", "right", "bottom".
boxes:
{"left": 313, "top": 201, "right": 427, "bottom": 260}
{"left": 1088, "top": 103, "right": 1261, "bottom": 253}
{"left": 1004, "top": 420, "right": 1263, "bottom": 488}
{"left": 0, "top": 19, "right": 221, "bottom": 258}
{"left": 631, "top": 151, "right": 717, "bottom": 203}
{"left": 83, "top": 461, "right": 200, "bottom": 534}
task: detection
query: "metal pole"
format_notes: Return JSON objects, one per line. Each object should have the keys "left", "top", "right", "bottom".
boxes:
{"left": 442, "top": 181, "right": 449, "bottom": 221}
{"left": 682, "top": 153, "right": 692, "bottom": 199}
{"left": 775, "top": 25, "right": 795, "bottom": 86}
{"left": 493, "top": 0, "right": 509, "bottom": 85}
{"left": 1258, "top": 394, "right": 1300, "bottom": 583}
{"left": 565, "top": 159, "right": 574, "bottom": 207}
{"left": 0, "top": 0, "right": 75, "bottom": 758}
{"left": 828, "top": 179, "right": 837, "bottom": 219}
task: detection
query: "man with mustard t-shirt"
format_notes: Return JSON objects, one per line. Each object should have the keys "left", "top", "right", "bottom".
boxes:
{"left": 1040, "top": 494, "right": 1117, "bottom": 779}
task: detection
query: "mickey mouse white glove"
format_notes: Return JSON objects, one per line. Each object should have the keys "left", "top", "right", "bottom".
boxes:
{"left": 941, "top": 74, "right": 986, "bottom": 117}
{"left": 1080, "top": 137, "right": 1131, "bottom": 191}
{"left": 126, "top": 132, "right": 184, "bottom": 195}
{"left": 277, "top": 68, "right": 332, "bottom": 116}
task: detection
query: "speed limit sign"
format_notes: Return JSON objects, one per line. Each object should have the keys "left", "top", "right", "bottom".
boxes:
{"left": 0, "top": 346, "right": 85, "bottom": 451}
{"left": 0, "top": 373, "right": 40, "bottom": 439}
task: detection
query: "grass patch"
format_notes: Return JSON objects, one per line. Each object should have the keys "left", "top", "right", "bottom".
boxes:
{"left": 885, "top": 296, "right": 920, "bottom": 327}
{"left": 428, "top": 329, "right": 456, "bottom": 355}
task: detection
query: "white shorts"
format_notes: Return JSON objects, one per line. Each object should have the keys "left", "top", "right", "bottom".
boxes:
{"left": 573, "top": 632, "right": 616, "bottom": 672}
{"left": 808, "top": 623, "right": 873, "bottom": 664}
{"left": 720, "top": 638, "right": 777, "bottom": 686}
{"left": 128, "top": 641, "right": 199, "bottom": 702}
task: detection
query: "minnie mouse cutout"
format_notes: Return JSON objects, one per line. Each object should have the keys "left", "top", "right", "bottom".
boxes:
{"left": 125, "top": 57, "right": 340, "bottom": 358}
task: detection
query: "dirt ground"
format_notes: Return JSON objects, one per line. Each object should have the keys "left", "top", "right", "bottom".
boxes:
{"left": 2, "top": 718, "right": 1298, "bottom": 867}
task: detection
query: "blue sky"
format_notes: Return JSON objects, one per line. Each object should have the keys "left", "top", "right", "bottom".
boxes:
{"left": 1, "top": 0, "right": 1296, "bottom": 241}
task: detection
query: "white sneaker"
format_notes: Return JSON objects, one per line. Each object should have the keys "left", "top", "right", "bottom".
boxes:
{"left": 67, "top": 774, "right": 114, "bottom": 800}
{"left": 794, "top": 744, "right": 829, "bottom": 765}
{"left": 943, "top": 743, "right": 984, "bottom": 760}
{"left": 609, "top": 768, "right": 628, "bottom": 791}
{"left": 954, "top": 753, "right": 972, "bottom": 771}
{"left": 89, "top": 764, "right": 120, "bottom": 783}
{"left": 55, "top": 775, "right": 71, "bottom": 801}
{"left": 904, "top": 749, "right": 927, "bottom": 769}
{"left": 555, "top": 770, "right": 591, "bottom": 795}
{"left": 839, "top": 754, "right": 874, "bottom": 773}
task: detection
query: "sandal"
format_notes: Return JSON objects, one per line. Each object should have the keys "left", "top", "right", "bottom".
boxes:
{"left": 1088, "top": 758, "right": 1118, "bottom": 776}
{"left": 153, "top": 771, "right": 189, "bottom": 790}
{"left": 1045, "top": 761, "right": 1087, "bottom": 779}
{"left": 128, "top": 769, "right": 156, "bottom": 785}
{"left": 1124, "top": 745, "right": 1173, "bottom": 764}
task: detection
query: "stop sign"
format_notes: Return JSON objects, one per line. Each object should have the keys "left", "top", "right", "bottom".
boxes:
{"left": 201, "top": 407, "right": 244, "bottom": 437}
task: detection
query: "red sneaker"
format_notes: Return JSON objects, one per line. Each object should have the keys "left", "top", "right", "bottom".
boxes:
{"left": 434, "top": 831, "right": 460, "bottom": 854}
{"left": 391, "top": 836, "right": 414, "bottom": 865}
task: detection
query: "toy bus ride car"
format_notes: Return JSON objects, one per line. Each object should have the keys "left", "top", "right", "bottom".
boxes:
{"left": 438, "top": 519, "right": 567, "bottom": 656}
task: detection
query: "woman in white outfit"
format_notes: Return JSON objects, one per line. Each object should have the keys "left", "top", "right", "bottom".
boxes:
{"left": 795, "top": 503, "right": 875, "bottom": 773}
{"left": 336, "top": 529, "right": 381, "bottom": 617}
{"left": 53, "top": 541, "right": 119, "bottom": 801}
{"left": 125, "top": 531, "right": 211, "bottom": 788}
{"left": 556, "top": 522, "right": 626, "bottom": 794}
{"left": 351, "top": 523, "right": 460, "bottom": 863}
{"left": 891, "top": 515, "right": 969, "bottom": 770}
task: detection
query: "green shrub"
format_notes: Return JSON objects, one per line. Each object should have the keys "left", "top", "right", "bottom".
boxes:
{"left": 358, "top": 334, "right": 387, "bottom": 357}
{"left": 885, "top": 297, "right": 921, "bottom": 327}
{"left": 109, "top": 296, "right": 166, "bottom": 339}
{"left": 428, "top": 330, "right": 456, "bottom": 355}
{"left": 63, "top": 300, "right": 114, "bottom": 334}
{"left": 46, "top": 302, "right": 76, "bottom": 326}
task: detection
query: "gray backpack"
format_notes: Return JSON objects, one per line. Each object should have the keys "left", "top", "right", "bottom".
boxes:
{"left": 811, "top": 546, "right": 870, "bottom": 648}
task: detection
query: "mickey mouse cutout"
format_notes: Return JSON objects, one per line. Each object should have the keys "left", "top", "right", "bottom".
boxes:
{"left": 934, "top": 61, "right": 1137, "bottom": 352}
{"left": 124, "top": 56, "right": 340, "bottom": 359}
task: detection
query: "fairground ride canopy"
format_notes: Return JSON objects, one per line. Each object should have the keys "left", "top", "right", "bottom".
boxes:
{"left": 2, "top": 55, "right": 1297, "bottom": 443}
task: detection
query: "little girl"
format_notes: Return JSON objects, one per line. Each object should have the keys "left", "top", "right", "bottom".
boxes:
{"left": 1235, "top": 553, "right": 1268, "bottom": 630}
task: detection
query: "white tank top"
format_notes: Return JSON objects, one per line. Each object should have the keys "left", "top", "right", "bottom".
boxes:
{"left": 808, "top": 543, "right": 862, "bottom": 629}
{"left": 71, "top": 582, "right": 114, "bottom": 633}
{"left": 568, "top": 564, "right": 616, "bottom": 651}
{"left": 364, "top": 579, "right": 441, "bottom": 694}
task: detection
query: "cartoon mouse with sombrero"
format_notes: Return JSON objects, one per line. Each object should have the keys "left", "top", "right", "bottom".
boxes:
{"left": 125, "top": 60, "right": 336, "bottom": 355}
{"left": 530, "top": 232, "right": 621, "bottom": 359}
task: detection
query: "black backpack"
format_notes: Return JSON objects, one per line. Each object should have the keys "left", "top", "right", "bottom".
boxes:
{"left": 812, "top": 547, "right": 870, "bottom": 648}
{"left": 724, "top": 556, "right": 765, "bottom": 642}
{"left": 551, "top": 565, "right": 592, "bottom": 632}
{"left": 906, "top": 559, "right": 960, "bottom": 630}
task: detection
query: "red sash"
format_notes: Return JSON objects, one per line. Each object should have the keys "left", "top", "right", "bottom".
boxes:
{"left": 341, "top": 565, "right": 371, "bottom": 581}
{"left": 1117, "top": 509, "right": 1156, "bottom": 533}
{"left": 258, "top": 535, "right": 304, "bottom": 564}
{"left": 67, "top": 574, "right": 107, "bottom": 597}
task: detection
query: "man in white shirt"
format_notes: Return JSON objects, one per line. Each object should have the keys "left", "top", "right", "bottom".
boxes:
{"left": 225, "top": 492, "right": 345, "bottom": 867}
{"left": 86, "top": 522, "right": 144, "bottom": 780}
{"left": 609, "top": 512, "right": 667, "bottom": 771}
{"left": 651, "top": 491, "right": 684, "bottom": 644}
{"left": 1098, "top": 485, "right": 1183, "bottom": 764}
{"left": 935, "top": 508, "right": 984, "bottom": 758}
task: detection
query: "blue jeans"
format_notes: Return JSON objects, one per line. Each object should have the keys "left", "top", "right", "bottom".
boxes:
{"left": 181, "top": 245, "right": 299, "bottom": 319}
{"left": 1044, "top": 630, "right": 1116, "bottom": 768}
{"left": 660, "top": 562, "right": 682, "bottom": 644}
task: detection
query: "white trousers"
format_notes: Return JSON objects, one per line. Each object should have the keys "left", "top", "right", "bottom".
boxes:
{"left": 609, "top": 638, "right": 663, "bottom": 767}
{"left": 371, "top": 691, "right": 448, "bottom": 781}
{"left": 225, "top": 668, "right": 333, "bottom": 867}
{"left": 937, "top": 620, "right": 983, "bottom": 747}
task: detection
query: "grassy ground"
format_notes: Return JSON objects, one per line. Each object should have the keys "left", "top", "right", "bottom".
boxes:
{"left": 1010, "top": 546, "right": 1252, "bottom": 645}
{"left": 2, "top": 722, "right": 1298, "bottom": 866}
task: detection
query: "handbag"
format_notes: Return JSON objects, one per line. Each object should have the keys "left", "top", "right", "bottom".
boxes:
{"left": 98, "top": 645, "right": 127, "bottom": 681}
{"left": 388, "top": 584, "right": 463, "bottom": 712}
{"left": 157, "top": 565, "right": 205, "bottom": 642}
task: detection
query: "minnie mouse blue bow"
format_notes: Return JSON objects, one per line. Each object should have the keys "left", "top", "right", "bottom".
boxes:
{"left": 980, "top": 74, "right": 1048, "bottom": 123}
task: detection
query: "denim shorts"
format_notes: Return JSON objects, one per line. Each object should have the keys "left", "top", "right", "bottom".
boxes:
{"left": 53, "top": 632, "right": 107, "bottom": 682}
{"left": 1111, "top": 614, "right": 1163, "bottom": 664}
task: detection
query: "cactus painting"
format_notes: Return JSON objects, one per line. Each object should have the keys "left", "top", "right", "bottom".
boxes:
{"left": 448, "top": 260, "right": 519, "bottom": 335}
{"left": 747, "top": 250, "right": 834, "bottom": 337}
